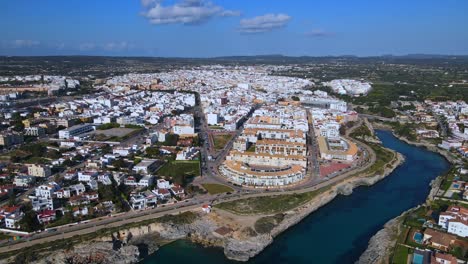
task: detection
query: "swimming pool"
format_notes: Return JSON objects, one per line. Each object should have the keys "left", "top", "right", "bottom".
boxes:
{"left": 413, "top": 232, "right": 423, "bottom": 244}
{"left": 453, "top": 184, "right": 460, "bottom": 189}
{"left": 412, "top": 253, "right": 424, "bottom": 264}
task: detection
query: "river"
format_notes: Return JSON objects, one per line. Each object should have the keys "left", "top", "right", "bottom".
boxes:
{"left": 141, "top": 130, "right": 450, "bottom": 264}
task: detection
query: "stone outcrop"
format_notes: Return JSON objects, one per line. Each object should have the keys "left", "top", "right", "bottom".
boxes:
{"left": 224, "top": 235, "right": 272, "bottom": 261}
{"left": 33, "top": 242, "right": 140, "bottom": 264}
{"left": 356, "top": 211, "right": 406, "bottom": 264}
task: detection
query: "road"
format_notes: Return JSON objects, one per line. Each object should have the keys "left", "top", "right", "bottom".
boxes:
{"left": 306, "top": 109, "right": 320, "bottom": 179}
{"left": 0, "top": 128, "right": 378, "bottom": 254}
{"left": 0, "top": 95, "right": 380, "bottom": 253}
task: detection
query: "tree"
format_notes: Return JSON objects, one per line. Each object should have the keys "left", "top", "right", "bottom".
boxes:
{"left": 112, "top": 158, "right": 126, "bottom": 169}
{"left": 18, "top": 206, "right": 43, "bottom": 232}
{"left": 21, "top": 143, "right": 46, "bottom": 157}
{"left": 46, "top": 149, "right": 62, "bottom": 159}
{"left": 339, "top": 125, "right": 346, "bottom": 135}
{"left": 146, "top": 147, "right": 160, "bottom": 157}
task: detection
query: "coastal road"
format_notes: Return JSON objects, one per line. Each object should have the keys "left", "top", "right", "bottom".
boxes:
{"left": 0, "top": 129, "right": 380, "bottom": 255}
{"left": 0, "top": 202, "right": 205, "bottom": 254}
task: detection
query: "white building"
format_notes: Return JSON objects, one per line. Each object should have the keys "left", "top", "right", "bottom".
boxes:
{"left": 138, "top": 175, "right": 154, "bottom": 187}
{"left": 130, "top": 191, "right": 158, "bottom": 210}
{"left": 156, "top": 179, "right": 171, "bottom": 189}
{"left": 176, "top": 147, "right": 199, "bottom": 161}
{"left": 78, "top": 171, "right": 98, "bottom": 182}
{"left": 0, "top": 206, "right": 24, "bottom": 229}
{"left": 14, "top": 175, "right": 36, "bottom": 187}
{"left": 157, "top": 130, "right": 168, "bottom": 142}
{"left": 58, "top": 123, "right": 95, "bottom": 139}
{"left": 439, "top": 206, "right": 468, "bottom": 238}
{"left": 113, "top": 147, "right": 133, "bottom": 157}
{"left": 30, "top": 196, "right": 54, "bottom": 211}
{"left": 28, "top": 164, "right": 52, "bottom": 178}
{"left": 34, "top": 182, "right": 60, "bottom": 199}
{"left": 24, "top": 127, "right": 46, "bottom": 137}
{"left": 448, "top": 220, "right": 468, "bottom": 237}
{"left": 207, "top": 113, "right": 219, "bottom": 125}
{"left": 133, "top": 159, "right": 160, "bottom": 174}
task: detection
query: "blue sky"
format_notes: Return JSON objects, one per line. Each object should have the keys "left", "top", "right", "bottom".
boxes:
{"left": 1, "top": 0, "right": 467, "bottom": 57}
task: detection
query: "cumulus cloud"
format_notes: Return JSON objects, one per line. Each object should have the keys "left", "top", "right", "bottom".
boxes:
{"left": 103, "top": 42, "right": 131, "bottom": 51}
{"left": 79, "top": 43, "right": 96, "bottom": 51}
{"left": 0, "top": 40, "right": 41, "bottom": 48}
{"left": 141, "top": 0, "right": 240, "bottom": 25}
{"left": 78, "top": 42, "right": 134, "bottom": 52}
{"left": 305, "top": 29, "right": 334, "bottom": 37}
{"left": 239, "top": 14, "right": 291, "bottom": 33}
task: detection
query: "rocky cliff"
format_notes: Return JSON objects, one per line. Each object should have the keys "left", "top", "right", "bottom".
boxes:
{"left": 33, "top": 242, "right": 140, "bottom": 264}
{"left": 356, "top": 211, "right": 406, "bottom": 264}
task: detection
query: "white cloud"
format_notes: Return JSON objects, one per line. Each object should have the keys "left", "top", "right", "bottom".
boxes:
{"left": 305, "top": 29, "right": 334, "bottom": 37}
{"left": 1, "top": 40, "right": 40, "bottom": 49}
{"left": 103, "top": 42, "right": 131, "bottom": 51}
{"left": 79, "top": 43, "right": 96, "bottom": 51}
{"left": 239, "top": 14, "right": 291, "bottom": 33}
{"left": 141, "top": 0, "right": 240, "bottom": 25}
{"left": 78, "top": 42, "right": 134, "bottom": 52}
{"left": 141, "top": 0, "right": 159, "bottom": 7}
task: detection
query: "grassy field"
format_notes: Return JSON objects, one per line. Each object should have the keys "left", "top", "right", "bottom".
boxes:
{"left": 213, "top": 134, "right": 233, "bottom": 150}
{"left": 201, "top": 183, "right": 234, "bottom": 195}
{"left": 361, "top": 143, "right": 396, "bottom": 176}
{"left": 254, "top": 214, "right": 285, "bottom": 234}
{"left": 156, "top": 160, "right": 200, "bottom": 185}
{"left": 209, "top": 126, "right": 225, "bottom": 130}
{"left": 246, "top": 144, "right": 256, "bottom": 152}
{"left": 391, "top": 245, "right": 411, "bottom": 264}
{"left": 215, "top": 187, "right": 330, "bottom": 215}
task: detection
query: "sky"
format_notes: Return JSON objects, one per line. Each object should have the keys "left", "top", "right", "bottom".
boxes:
{"left": 1, "top": 0, "right": 467, "bottom": 57}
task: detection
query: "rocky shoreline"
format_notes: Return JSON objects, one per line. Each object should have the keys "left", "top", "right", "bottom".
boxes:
{"left": 224, "top": 150, "right": 405, "bottom": 262}
{"left": 26, "top": 141, "right": 405, "bottom": 264}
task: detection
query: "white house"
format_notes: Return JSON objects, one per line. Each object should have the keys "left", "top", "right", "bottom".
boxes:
{"left": 30, "top": 196, "right": 54, "bottom": 211}
{"left": 78, "top": 171, "right": 98, "bottom": 182}
{"left": 64, "top": 170, "right": 78, "bottom": 180}
{"left": 448, "top": 219, "right": 468, "bottom": 237}
{"left": 133, "top": 159, "right": 160, "bottom": 174}
{"left": 0, "top": 206, "right": 24, "bottom": 229}
{"left": 130, "top": 191, "right": 157, "bottom": 210}
{"left": 176, "top": 147, "right": 199, "bottom": 161}
{"left": 14, "top": 175, "right": 36, "bottom": 187}
{"left": 152, "top": 188, "right": 171, "bottom": 200}
{"left": 138, "top": 175, "right": 154, "bottom": 187}
{"left": 439, "top": 206, "right": 468, "bottom": 227}
{"left": 34, "top": 182, "right": 60, "bottom": 199}
{"left": 156, "top": 179, "right": 171, "bottom": 189}
{"left": 113, "top": 147, "right": 133, "bottom": 157}
{"left": 124, "top": 176, "right": 138, "bottom": 186}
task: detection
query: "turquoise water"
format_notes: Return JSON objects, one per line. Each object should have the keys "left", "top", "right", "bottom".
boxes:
{"left": 413, "top": 232, "right": 423, "bottom": 244}
{"left": 142, "top": 130, "right": 450, "bottom": 264}
{"left": 412, "top": 253, "right": 424, "bottom": 264}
